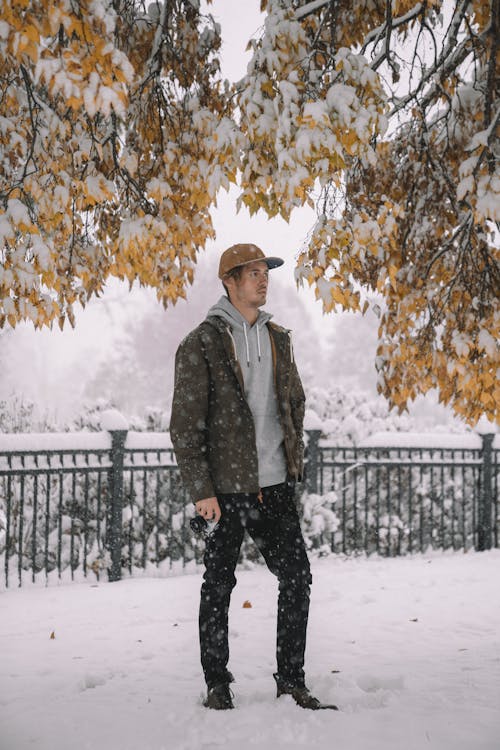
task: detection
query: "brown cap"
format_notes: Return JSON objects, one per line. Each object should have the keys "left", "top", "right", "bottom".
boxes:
{"left": 218, "top": 243, "right": 284, "bottom": 279}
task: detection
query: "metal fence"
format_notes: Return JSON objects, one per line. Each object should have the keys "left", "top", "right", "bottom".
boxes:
{"left": 0, "top": 431, "right": 189, "bottom": 588}
{"left": 305, "top": 431, "right": 498, "bottom": 557}
{"left": 0, "top": 429, "right": 498, "bottom": 587}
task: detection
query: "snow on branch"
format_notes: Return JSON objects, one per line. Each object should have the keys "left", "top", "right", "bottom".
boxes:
{"left": 295, "top": 0, "right": 331, "bottom": 21}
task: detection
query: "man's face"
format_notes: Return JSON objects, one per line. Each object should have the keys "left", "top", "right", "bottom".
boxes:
{"left": 227, "top": 260, "right": 269, "bottom": 308}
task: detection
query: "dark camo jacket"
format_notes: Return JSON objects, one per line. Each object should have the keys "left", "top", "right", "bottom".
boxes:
{"left": 170, "top": 315, "right": 305, "bottom": 503}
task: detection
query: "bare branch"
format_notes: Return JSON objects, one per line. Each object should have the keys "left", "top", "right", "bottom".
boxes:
{"left": 361, "top": 3, "right": 423, "bottom": 55}
{"left": 484, "top": 0, "right": 498, "bottom": 174}
{"left": 390, "top": 35, "right": 473, "bottom": 117}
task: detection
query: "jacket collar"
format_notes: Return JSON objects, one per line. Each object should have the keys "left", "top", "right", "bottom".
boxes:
{"left": 205, "top": 315, "right": 291, "bottom": 393}
{"left": 205, "top": 315, "right": 245, "bottom": 393}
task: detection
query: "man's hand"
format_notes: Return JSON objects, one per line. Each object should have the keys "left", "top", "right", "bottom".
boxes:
{"left": 195, "top": 497, "right": 221, "bottom": 523}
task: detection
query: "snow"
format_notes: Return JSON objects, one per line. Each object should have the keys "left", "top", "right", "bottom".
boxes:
{"left": 6, "top": 198, "right": 31, "bottom": 226}
{"left": 0, "top": 430, "right": 174, "bottom": 474}
{"left": 0, "top": 431, "right": 111, "bottom": 453}
{"left": 100, "top": 408, "right": 129, "bottom": 431}
{"left": 1, "top": 551, "right": 499, "bottom": 749}
{"left": 476, "top": 174, "right": 500, "bottom": 222}
{"left": 125, "top": 431, "right": 173, "bottom": 450}
{"left": 303, "top": 408, "right": 324, "bottom": 431}
{"left": 0, "top": 426, "right": 488, "bottom": 453}
{"left": 358, "top": 431, "right": 500, "bottom": 450}
{"left": 295, "top": 0, "right": 330, "bottom": 20}
{"left": 475, "top": 416, "right": 498, "bottom": 436}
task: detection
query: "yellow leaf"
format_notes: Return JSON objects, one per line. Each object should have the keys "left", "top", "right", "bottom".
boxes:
{"left": 67, "top": 95, "right": 82, "bottom": 109}
{"left": 331, "top": 286, "right": 345, "bottom": 305}
{"left": 24, "top": 24, "right": 40, "bottom": 43}
{"left": 481, "top": 372, "right": 494, "bottom": 388}
{"left": 388, "top": 265, "right": 398, "bottom": 290}
{"left": 479, "top": 391, "right": 493, "bottom": 406}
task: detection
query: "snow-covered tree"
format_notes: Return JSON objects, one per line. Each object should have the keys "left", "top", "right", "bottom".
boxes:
{"left": 0, "top": 0, "right": 240, "bottom": 326}
{"left": 238, "top": 0, "right": 498, "bottom": 425}
{"left": 1, "top": 0, "right": 498, "bottom": 424}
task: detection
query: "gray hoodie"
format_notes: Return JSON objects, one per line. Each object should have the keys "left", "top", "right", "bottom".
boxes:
{"left": 206, "top": 296, "right": 287, "bottom": 488}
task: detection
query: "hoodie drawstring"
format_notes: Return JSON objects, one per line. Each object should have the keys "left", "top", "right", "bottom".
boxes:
{"left": 227, "top": 321, "right": 264, "bottom": 367}
{"left": 243, "top": 323, "right": 251, "bottom": 367}
{"left": 288, "top": 331, "right": 294, "bottom": 363}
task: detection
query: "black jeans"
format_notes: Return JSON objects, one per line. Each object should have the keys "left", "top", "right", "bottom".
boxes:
{"left": 199, "top": 481, "right": 312, "bottom": 689}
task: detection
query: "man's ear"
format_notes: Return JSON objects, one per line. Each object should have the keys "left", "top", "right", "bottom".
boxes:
{"left": 224, "top": 275, "right": 236, "bottom": 296}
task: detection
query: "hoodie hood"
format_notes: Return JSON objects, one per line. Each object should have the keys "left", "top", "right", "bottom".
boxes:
{"left": 206, "top": 295, "right": 272, "bottom": 330}
{"left": 206, "top": 296, "right": 273, "bottom": 366}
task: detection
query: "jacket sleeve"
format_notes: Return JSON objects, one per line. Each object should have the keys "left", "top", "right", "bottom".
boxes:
{"left": 170, "top": 330, "right": 215, "bottom": 503}
{"left": 290, "top": 358, "right": 305, "bottom": 439}
{"left": 289, "top": 339, "right": 306, "bottom": 479}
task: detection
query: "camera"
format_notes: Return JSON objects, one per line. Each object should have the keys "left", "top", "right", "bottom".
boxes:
{"left": 189, "top": 515, "right": 208, "bottom": 536}
{"left": 189, "top": 515, "right": 219, "bottom": 538}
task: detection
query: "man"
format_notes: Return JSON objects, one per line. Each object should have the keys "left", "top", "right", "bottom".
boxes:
{"left": 170, "top": 243, "right": 337, "bottom": 711}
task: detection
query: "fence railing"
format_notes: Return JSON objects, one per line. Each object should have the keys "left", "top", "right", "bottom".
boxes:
{"left": 0, "top": 429, "right": 498, "bottom": 587}
{"left": 304, "top": 431, "right": 498, "bottom": 558}
{"left": 0, "top": 431, "right": 187, "bottom": 588}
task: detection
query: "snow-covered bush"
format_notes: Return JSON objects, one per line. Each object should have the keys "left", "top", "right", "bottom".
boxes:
{"left": 300, "top": 491, "right": 339, "bottom": 554}
{"left": 0, "top": 395, "right": 57, "bottom": 433}
{"left": 304, "top": 384, "right": 413, "bottom": 445}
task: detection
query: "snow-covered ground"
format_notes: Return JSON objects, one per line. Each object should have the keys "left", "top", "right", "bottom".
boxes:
{"left": 1, "top": 551, "right": 499, "bottom": 750}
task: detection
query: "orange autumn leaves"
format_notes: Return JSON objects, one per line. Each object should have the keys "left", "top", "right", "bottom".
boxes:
{"left": 1, "top": 0, "right": 498, "bottom": 424}
{"left": 1, "top": 0, "right": 240, "bottom": 329}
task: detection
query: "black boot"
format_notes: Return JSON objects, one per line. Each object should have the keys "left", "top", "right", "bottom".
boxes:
{"left": 203, "top": 682, "right": 234, "bottom": 710}
{"left": 274, "top": 674, "right": 338, "bottom": 711}
{"left": 203, "top": 672, "right": 235, "bottom": 710}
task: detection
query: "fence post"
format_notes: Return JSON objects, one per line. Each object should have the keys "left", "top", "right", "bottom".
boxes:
{"left": 107, "top": 429, "right": 127, "bottom": 581}
{"left": 305, "top": 429, "right": 322, "bottom": 494}
{"left": 478, "top": 432, "right": 494, "bottom": 552}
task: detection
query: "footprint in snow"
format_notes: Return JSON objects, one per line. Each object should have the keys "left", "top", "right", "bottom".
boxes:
{"left": 356, "top": 673, "right": 405, "bottom": 693}
{"left": 78, "top": 672, "right": 109, "bottom": 691}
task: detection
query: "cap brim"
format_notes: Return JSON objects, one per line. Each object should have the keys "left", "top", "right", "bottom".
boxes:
{"left": 264, "top": 257, "right": 284, "bottom": 269}
{"left": 231, "top": 256, "right": 284, "bottom": 272}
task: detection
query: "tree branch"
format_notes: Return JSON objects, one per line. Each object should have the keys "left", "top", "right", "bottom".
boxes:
{"left": 19, "top": 65, "right": 39, "bottom": 187}
{"left": 295, "top": 0, "right": 331, "bottom": 21}
{"left": 484, "top": 0, "right": 498, "bottom": 173}
{"left": 389, "top": 34, "right": 473, "bottom": 117}
{"left": 361, "top": 3, "right": 423, "bottom": 55}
